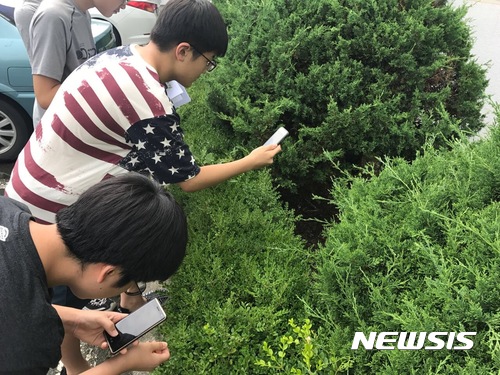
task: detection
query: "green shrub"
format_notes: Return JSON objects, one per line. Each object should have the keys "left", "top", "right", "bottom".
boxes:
{"left": 313, "top": 126, "right": 500, "bottom": 373}
{"left": 155, "top": 170, "right": 313, "bottom": 374}
{"left": 183, "top": 0, "right": 488, "bottom": 194}
{"left": 152, "top": 124, "right": 500, "bottom": 374}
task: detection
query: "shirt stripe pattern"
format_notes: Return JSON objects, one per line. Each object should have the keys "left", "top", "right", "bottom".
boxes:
{"left": 5, "top": 45, "right": 199, "bottom": 223}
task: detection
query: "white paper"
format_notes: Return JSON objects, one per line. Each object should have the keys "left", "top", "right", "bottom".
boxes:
{"left": 166, "top": 80, "right": 191, "bottom": 108}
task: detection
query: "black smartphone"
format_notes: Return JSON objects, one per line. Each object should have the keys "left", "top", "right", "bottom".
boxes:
{"left": 263, "top": 127, "right": 289, "bottom": 146}
{"left": 104, "top": 298, "right": 167, "bottom": 354}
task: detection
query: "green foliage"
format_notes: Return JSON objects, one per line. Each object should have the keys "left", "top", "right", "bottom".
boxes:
{"left": 154, "top": 170, "right": 313, "bottom": 374}
{"left": 183, "top": 0, "right": 488, "bottom": 193}
{"left": 152, "top": 95, "right": 499, "bottom": 373}
{"left": 312, "top": 126, "right": 500, "bottom": 373}
{"left": 150, "top": 6, "right": 498, "bottom": 368}
{"left": 177, "top": 79, "right": 232, "bottom": 157}
{"left": 255, "top": 318, "right": 354, "bottom": 374}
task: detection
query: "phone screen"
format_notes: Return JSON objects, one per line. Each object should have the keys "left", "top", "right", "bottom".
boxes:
{"left": 104, "top": 298, "right": 166, "bottom": 354}
{"left": 263, "top": 127, "right": 289, "bottom": 146}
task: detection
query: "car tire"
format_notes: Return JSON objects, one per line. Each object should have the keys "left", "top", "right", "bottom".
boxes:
{"left": 0, "top": 99, "right": 32, "bottom": 162}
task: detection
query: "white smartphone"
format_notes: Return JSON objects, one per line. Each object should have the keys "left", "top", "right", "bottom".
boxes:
{"left": 263, "top": 127, "right": 289, "bottom": 146}
{"left": 104, "top": 298, "right": 166, "bottom": 354}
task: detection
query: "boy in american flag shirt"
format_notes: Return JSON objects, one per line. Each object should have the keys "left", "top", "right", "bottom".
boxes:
{"left": 6, "top": 0, "right": 281, "bottom": 224}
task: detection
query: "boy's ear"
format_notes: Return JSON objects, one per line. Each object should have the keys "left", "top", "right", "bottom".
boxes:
{"left": 175, "top": 42, "right": 192, "bottom": 61}
{"left": 97, "top": 264, "right": 118, "bottom": 284}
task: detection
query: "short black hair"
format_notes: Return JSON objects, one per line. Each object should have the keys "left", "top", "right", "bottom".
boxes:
{"left": 56, "top": 173, "right": 187, "bottom": 286}
{"left": 150, "top": 0, "right": 228, "bottom": 56}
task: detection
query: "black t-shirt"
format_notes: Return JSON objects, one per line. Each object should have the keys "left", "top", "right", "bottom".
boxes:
{"left": 0, "top": 197, "right": 64, "bottom": 374}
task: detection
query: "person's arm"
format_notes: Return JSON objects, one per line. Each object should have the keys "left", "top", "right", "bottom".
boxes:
{"left": 124, "top": 116, "right": 282, "bottom": 191}
{"left": 52, "top": 305, "right": 125, "bottom": 348}
{"left": 53, "top": 306, "right": 170, "bottom": 374}
{"left": 33, "top": 75, "right": 61, "bottom": 109}
{"left": 178, "top": 144, "right": 281, "bottom": 192}
{"left": 82, "top": 341, "right": 170, "bottom": 374}
{"left": 29, "top": 7, "right": 69, "bottom": 108}
{"left": 52, "top": 305, "right": 170, "bottom": 375}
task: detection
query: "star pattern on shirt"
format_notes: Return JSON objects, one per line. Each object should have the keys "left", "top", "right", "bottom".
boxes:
{"left": 176, "top": 149, "right": 185, "bottom": 159}
{"left": 168, "top": 166, "right": 179, "bottom": 175}
{"left": 161, "top": 138, "right": 171, "bottom": 147}
{"left": 119, "top": 115, "right": 200, "bottom": 184}
{"left": 152, "top": 153, "right": 162, "bottom": 164}
{"left": 170, "top": 122, "right": 180, "bottom": 133}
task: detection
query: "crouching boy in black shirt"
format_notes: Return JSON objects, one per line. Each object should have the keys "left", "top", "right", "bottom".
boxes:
{"left": 0, "top": 173, "right": 187, "bottom": 374}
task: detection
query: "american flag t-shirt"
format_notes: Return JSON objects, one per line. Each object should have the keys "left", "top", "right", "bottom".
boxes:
{"left": 5, "top": 45, "right": 200, "bottom": 223}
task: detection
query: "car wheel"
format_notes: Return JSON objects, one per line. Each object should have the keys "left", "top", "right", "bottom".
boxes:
{"left": 0, "top": 100, "right": 32, "bottom": 162}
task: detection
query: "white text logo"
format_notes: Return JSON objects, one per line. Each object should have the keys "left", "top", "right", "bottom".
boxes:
{"left": 351, "top": 332, "right": 476, "bottom": 350}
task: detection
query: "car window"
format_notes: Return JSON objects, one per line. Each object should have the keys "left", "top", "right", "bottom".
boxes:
{"left": 0, "top": 6, "right": 15, "bottom": 24}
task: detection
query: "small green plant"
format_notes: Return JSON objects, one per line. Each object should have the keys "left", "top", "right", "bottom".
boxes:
{"left": 255, "top": 318, "right": 353, "bottom": 374}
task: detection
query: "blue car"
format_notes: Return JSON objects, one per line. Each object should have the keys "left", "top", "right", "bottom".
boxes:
{"left": 0, "top": 8, "right": 116, "bottom": 161}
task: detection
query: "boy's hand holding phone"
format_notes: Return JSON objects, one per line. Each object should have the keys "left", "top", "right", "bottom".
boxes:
{"left": 104, "top": 298, "right": 167, "bottom": 354}
{"left": 263, "top": 127, "right": 289, "bottom": 146}
{"left": 53, "top": 305, "right": 127, "bottom": 349}
{"left": 243, "top": 127, "right": 289, "bottom": 170}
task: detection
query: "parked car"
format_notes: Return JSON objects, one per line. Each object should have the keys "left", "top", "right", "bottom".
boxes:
{"left": 89, "top": 0, "right": 160, "bottom": 46}
{"left": 0, "top": 7, "right": 116, "bottom": 161}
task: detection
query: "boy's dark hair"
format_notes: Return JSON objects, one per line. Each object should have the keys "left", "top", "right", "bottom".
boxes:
{"left": 56, "top": 173, "right": 188, "bottom": 287}
{"left": 150, "top": 0, "right": 228, "bottom": 56}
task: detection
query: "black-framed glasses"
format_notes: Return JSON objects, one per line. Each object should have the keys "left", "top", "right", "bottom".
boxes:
{"left": 124, "top": 281, "right": 146, "bottom": 296}
{"left": 191, "top": 45, "right": 217, "bottom": 72}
